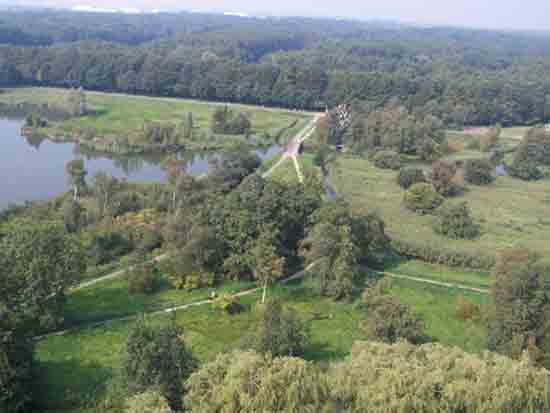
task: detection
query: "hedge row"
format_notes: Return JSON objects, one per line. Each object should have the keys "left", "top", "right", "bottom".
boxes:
{"left": 390, "top": 238, "right": 496, "bottom": 271}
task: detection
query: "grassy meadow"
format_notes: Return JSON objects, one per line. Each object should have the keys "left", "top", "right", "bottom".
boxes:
{"left": 0, "top": 87, "right": 313, "bottom": 144}
{"left": 332, "top": 153, "right": 550, "bottom": 257}
{"left": 35, "top": 274, "right": 488, "bottom": 412}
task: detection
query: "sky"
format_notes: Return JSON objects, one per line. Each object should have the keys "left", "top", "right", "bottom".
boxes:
{"left": 6, "top": 0, "right": 550, "bottom": 32}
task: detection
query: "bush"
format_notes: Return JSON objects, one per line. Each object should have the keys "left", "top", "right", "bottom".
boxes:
{"left": 390, "top": 238, "right": 495, "bottom": 270}
{"left": 507, "top": 160, "right": 543, "bottom": 181}
{"left": 403, "top": 183, "right": 444, "bottom": 214}
{"left": 455, "top": 296, "right": 480, "bottom": 321}
{"left": 430, "top": 160, "right": 459, "bottom": 196}
{"left": 128, "top": 262, "right": 157, "bottom": 295}
{"left": 121, "top": 318, "right": 197, "bottom": 411}
{"left": 125, "top": 391, "right": 171, "bottom": 413}
{"left": 244, "top": 298, "right": 310, "bottom": 358}
{"left": 397, "top": 167, "right": 425, "bottom": 189}
{"left": 212, "top": 294, "right": 244, "bottom": 315}
{"left": 433, "top": 201, "right": 480, "bottom": 239}
{"left": 464, "top": 158, "right": 494, "bottom": 185}
{"left": 170, "top": 272, "right": 215, "bottom": 291}
{"left": 359, "top": 278, "right": 426, "bottom": 344}
{"left": 373, "top": 150, "right": 401, "bottom": 170}
{"left": 87, "top": 230, "right": 133, "bottom": 266}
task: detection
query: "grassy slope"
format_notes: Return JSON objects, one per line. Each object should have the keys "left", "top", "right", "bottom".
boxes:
{"left": 0, "top": 87, "right": 312, "bottom": 142}
{"left": 333, "top": 155, "right": 550, "bottom": 256}
{"left": 35, "top": 277, "right": 488, "bottom": 412}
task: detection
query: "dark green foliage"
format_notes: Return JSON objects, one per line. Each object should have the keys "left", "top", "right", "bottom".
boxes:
{"left": 24, "top": 113, "right": 47, "bottom": 127}
{"left": 86, "top": 230, "right": 133, "bottom": 266}
{"left": 397, "top": 167, "right": 425, "bottom": 189}
{"left": 120, "top": 318, "right": 197, "bottom": 411}
{"left": 0, "top": 329, "right": 34, "bottom": 413}
{"left": 464, "top": 158, "right": 494, "bottom": 185}
{"left": 62, "top": 198, "right": 83, "bottom": 233}
{"left": 65, "top": 159, "right": 87, "bottom": 201}
{"left": 245, "top": 298, "right": 310, "bottom": 358}
{"left": 513, "top": 126, "right": 550, "bottom": 166}
{"left": 128, "top": 262, "right": 158, "bottom": 295}
{"left": 433, "top": 201, "right": 480, "bottom": 239}
{"left": 372, "top": 150, "right": 401, "bottom": 170}
{"left": 0, "top": 223, "right": 85, "bottom": 330}
{"left": 313, "top": 144, "right": 337, "bottom": 174}
{"left": 390, "top": 238, "right": 495, "bottom": 270}
{"left": 359, "top": 278, "right": 426, "bottom": 344}
{"left": 211, "top": 106, "right": 252, "bottom": 135}
{"left": 210, "top": 144, "right": 262, "bottom": 190}
{"left": 403, "top": 183, "right": 444, "bottom": 214}
{"left": 430, "top": 160, "right": 459, "bottom": 196}
{"left": 301, "top": 200, "right": 389, "bottom": 299}
{"left": 507, "top": 159, "right": 544, "bottom": 181}
{"left": 489, "top": 250, "right": 550, "bottom": 368}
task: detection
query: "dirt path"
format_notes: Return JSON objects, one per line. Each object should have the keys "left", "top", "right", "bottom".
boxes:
{"left": 69, "top": 254, "right": 170, "bottom": 293}
{"left": 263, "top": 115, "right": 322, "bottom": 181}
{"left": 368, "top": 269, "right": 490, "bottom": 294}
{"left": 35, "top": 262, "right": 319, "bottom": 341}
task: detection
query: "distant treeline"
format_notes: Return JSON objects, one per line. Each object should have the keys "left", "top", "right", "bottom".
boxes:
{"left": 2, "top": 11, "right": 550, "bottom": 125}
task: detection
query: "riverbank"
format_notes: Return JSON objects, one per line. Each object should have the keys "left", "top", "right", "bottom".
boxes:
{"left": 1, "top": 87, "right": 315, "bottom": 155}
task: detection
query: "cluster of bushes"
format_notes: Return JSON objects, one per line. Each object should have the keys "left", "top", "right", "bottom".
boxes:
{"left": 433, "top": 201, "right": 480, "bottom": 240}
{"left": 397, "top": 167, "right": 426, "bottom": 189}
{"left": 403, "top": 183, "right": 444, "bottom": 214}
{"left": 391, "top": 238, "right": 496, "bottom": 270}
{"left": 212, "top": 293, "right": 244, "bottom": 315}
{"left": 211, "top": 106, "right": 252, "bottom": 135}
{"left": 372, "top": 150, "right": 402, "bottom": 170}
{"left": 128, "top": 261, "right": 159, "bottom": 295}
{"left": 358, "top": 278, "right": 426, "bottom": 344}
{"left": 24, "top": 113, "right": 48, "bottom": 128}
{"left": 170, "top": 271, "right": 215, "bottom": 291}
{"left": 464, "top": 158, "right": 494, "bottom": 185}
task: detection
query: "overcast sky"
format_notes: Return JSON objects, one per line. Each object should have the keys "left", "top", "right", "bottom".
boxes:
{"left": 7, "top": 0, "right": 550, "bottom": 31}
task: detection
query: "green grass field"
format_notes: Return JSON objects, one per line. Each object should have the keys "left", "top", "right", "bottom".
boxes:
{"left": 35, "top": 275, "right": 488, "bottom": 412}
{"left": 333, "top": 155, "right": 550, "bottom": 257}
{"left": 0, "top": 87, "right": 313, "bottom": 143}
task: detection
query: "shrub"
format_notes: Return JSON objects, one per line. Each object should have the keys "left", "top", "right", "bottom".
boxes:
{"left": 464, "top": 158, "right": 494, "bottom": 185}
{"left": 390, "top": 238, "right": 496, "bottom": 270}
{"left": 87, "top": 230, "right": 133, "bottom": 266}
{"left": 430, "top": 160, "right": 459, "bottom": 196}
{"left": 128, "top": 262, "right": 157, "bottom": 295}
{"left": 170, "top": 272, "right": 215, "bottom": 291}
{"left": 212, "top": 294, "right": 244, "bottom": 315}
{"left": 403, "top": 183, "right": 444, "bottom": 214}
{"left": 480, "top": 125, "right": 501, "bottom": 152}
{"left": 455, "top": 296, "right": 480, "bottom": 321}
{"left": 125, "top": 391, "right": 171, "bottom": 413}
{"left": 373, "top": 150, "right": 401, "bottom": 170}
{"left": 359, "top": 278, "right": 426, "bottom": 344}
{"left": 507, "top": 159, "right": 543, "bottom": 181}
{"left": 433, "top": 201, "right": 480, "bottom": 239}
{"left": 397, "top": 167, "right": 425, "bottom": 189}
{"left": 121, "top": 318, "right": 197, "bottom": 411}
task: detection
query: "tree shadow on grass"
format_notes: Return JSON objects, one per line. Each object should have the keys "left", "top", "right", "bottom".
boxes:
{"left": 34, "top": 358, "right": 113, "bottom": 412}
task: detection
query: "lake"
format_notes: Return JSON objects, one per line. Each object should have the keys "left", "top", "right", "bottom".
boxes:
{"left": 0, "top": 118, "right": 281, "bottom": 209}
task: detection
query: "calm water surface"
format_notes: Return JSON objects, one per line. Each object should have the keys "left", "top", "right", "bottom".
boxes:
{"left": 0, "top": 118, "right": 280, "bottom": 208}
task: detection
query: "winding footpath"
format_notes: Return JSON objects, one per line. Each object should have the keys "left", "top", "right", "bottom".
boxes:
{"left": 263, "top": 114, "right": 322, "bottom": 183}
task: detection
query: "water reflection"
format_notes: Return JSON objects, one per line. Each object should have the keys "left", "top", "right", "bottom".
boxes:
{"left": 0, "top": 118, "right": 280, "bottom": 208}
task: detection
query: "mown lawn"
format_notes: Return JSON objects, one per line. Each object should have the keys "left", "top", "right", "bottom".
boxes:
{"left": 0, "top": 87, "right": 312, "bottom": 142}
{"left": 333, "top": 155, "right": 550, "bottom": 257}
{"left": 35, "top": 276, "right": 489, "bottom": 412}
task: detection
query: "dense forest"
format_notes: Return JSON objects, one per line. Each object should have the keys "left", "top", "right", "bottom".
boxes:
{"left": 2, "top": 10, "right": 550, "bottom": 125}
